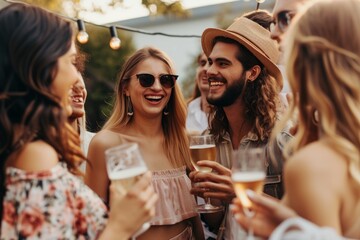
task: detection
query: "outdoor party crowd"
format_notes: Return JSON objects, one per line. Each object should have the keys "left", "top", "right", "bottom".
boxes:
{"left": 1, "top": 0, "right": 360, "bottom": 239}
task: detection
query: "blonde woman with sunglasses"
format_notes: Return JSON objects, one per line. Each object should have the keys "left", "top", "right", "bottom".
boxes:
{"left": 85, "top": 47, "right": 204, "bottom": 240}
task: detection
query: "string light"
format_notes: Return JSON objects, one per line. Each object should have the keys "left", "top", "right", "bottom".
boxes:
{"left": 5, "top": 0, "right": 268, "bottom": 40}
{"left": 5, "top": 0, "right": 201, "bottom": 39}
{"left": 76, "top": 19, "right": 89, "bottom": 44}
{"left": 256, "top": 0, "right": 266, "bottom": 10}
{"left": 109, "top": 26, "right": 121, "bottom": 50}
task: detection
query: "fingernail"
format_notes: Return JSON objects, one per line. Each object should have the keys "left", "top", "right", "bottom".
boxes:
{"left": 246, "top": 189, "right": 255, "bottom": 199}
{"left": 234, "top": 213, "right": 240, "bottom": 220}
{"left": 194, "top": 182, "right": 201, "bottom": 187}
{"left": 229, "top": 204, "right": 235, "bottom": 211}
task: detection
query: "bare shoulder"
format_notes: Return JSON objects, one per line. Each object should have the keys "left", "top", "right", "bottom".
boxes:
{"left": 89, "top": 129, "right": 126, "bottom": 151}
{"left": 284, "top": 141, "right": 347, "bottom": 230}
{"left": 10, "top": 141, "right": 59, "bottom": 171}
{"left": 286, "top": 141, "right": 346, "bottom": 175}
{"left": 285, "top": 141, "right": 347, "bottom": 191}
{"left": 87, "top": 129, "right": 128, "bottom": 165}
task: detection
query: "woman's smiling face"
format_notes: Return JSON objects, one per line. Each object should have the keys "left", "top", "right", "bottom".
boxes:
{"left": 51, "top": 41, "right": 78, "bottom": 115}
{"left": 125, "top": 57, "right": 173, "bottom": 118}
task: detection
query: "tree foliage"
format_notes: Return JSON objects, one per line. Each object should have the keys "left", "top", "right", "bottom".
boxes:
{"left": 180, "top": 3, "right": 237, "bottom": 101}
{"left": 78, "top": 25, "right": 136, "bottom": 132}
{"left": 14, "top": 0, "right": 233, "bottom": 132}
{"left": 17, "top": 0, "right": 188, "bottom": 132}
{"left": 20, "top": 0, "right": 188, "bottom": 18}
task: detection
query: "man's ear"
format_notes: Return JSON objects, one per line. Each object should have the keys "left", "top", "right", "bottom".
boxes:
{"left": 246, "top": 65, "right": 261, "bottom": 82}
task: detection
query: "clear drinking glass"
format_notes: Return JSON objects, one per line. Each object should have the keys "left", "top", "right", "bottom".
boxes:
{"left": 232, "top": 147, "right": 266, "bottom": 240}
{"left": 189, "top": 134, "right": 224, "bottom": 213}
{"left": 105, "top": 143, "right": 150, "bottom": 240}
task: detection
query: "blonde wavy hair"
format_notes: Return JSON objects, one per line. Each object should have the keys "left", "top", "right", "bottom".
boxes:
{"left": 275, "top": 0, "right": 360, "bottom": 186}
{"left": 103, "top": 47, "right": 191, "bottom": 169}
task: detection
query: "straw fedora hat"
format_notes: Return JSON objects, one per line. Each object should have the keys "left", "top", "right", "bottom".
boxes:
{"left": 202, "top": 16, "right": 283, "bottom": 87}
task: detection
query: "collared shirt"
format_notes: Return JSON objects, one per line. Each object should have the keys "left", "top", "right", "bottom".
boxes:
{"left": 186, "top": 97, "right": 209, "bottom": 133}
{"left": 216, "top": 129, "right": 292, "bottom": 240}
{"left": 215, "top": 130, "right": 291, "bottom": 197}
{"left": 186, "top": 97, "right": 217, "bottom": 239}
{"left": 79, "top": 130, "right": 95, "bottom": 172}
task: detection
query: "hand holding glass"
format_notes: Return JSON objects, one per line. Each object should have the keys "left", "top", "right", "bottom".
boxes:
{"left": 232, "top": 148, "right": 266, "bottom": 240}
{"left": 105, "top": 143, "right": 150, "bottom": 239}
{"left": 189, "top": 134, "right": 223, "bottom": 213}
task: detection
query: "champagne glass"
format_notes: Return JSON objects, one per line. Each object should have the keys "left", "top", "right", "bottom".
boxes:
{"left": 189, "top": 134, "right": 224, "bottom": 213}
{"left": 105, "top": 143, "right": 150, "bottom": 240}
{"left": 232, "top": 148, "right": 266, "bottom": 240}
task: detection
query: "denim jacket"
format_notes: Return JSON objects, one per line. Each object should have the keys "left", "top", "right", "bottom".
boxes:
{"left": 215, "top": 129, "right": 291, "bottom": 199}
{"left": 213, "top": 129, "right": 292, "bottom": 240}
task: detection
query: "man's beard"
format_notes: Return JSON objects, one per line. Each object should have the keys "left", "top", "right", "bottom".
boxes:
{"left": 207, "top": 73, "right": 246, "bottom": 107}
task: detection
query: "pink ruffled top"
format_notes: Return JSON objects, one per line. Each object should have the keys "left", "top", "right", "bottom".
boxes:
{"left": 151, "top": 166, "right": 197, "bottom": 225}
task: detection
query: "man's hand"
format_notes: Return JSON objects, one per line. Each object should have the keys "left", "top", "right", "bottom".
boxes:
{"left": 189, "top": 160, "right": 236, "bottom": 204}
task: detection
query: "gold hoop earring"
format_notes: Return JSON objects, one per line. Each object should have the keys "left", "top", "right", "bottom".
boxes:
{"left": 127, "top": 96, "right": 134, "bottom": 116}
{"left": 163, "top": 105, "right": 169, "bottom": 116}
{"left": 312, "top": 109, "right": 319, "bottom": 125}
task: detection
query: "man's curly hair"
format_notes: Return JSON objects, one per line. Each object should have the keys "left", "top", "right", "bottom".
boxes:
{"left": 209, "top": 10, "right": 281, "bottom": 143}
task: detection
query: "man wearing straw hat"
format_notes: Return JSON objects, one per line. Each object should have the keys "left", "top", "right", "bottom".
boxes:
{"left": 189, "top": 10, "right": 291, "bottom": 240}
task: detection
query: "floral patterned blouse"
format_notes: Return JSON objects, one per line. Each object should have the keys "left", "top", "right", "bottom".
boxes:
{"left": 1, "top": 163, "right": 108, "bottom": 239}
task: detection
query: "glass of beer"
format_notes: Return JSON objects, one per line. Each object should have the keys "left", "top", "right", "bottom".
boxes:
{"left": 105, "top": 143, "right": 150, "bottom": 239}
{"left": 232, "top": 147, "right": 266, "bottom": 240}
{"left": 189, "top": 134, "right": 223, "bottom": 213}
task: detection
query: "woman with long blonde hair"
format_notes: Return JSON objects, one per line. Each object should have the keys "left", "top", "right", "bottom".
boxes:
{"left": 86, "top": 47, "right": 204, "bottom": 239}
{"left": 234, "top": 0, "right": 360, "bottom": 238}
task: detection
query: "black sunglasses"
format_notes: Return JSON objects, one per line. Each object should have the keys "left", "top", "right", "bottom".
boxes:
{"left": 270, "top": 10, "right": 294, "bottom": 33}
{"left": 135, "top": 73, "right": 178, "bottom": 89}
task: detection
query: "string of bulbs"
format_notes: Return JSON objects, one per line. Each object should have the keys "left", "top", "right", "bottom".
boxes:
{"left": 5, "top": 0, "right": 267, "bottom": 50}
{"left": 75, "top": 18, "right": 202, "bottom": 50}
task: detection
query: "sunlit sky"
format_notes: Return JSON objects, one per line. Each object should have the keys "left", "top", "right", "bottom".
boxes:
{"left": 81, "top": 0, "right": 239, "bottom": 24}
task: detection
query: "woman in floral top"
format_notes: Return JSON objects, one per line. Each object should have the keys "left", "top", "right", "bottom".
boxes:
{"left": 0, "top": 3, "right": 157, "bottom": 239}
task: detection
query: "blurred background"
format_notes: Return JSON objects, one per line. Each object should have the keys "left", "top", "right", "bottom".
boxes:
{"left": 0, "top": 0, "right": 275, "bottom": 132}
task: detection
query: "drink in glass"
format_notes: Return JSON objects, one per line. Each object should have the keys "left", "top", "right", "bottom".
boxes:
{"left": 232, "top": 147, "right": 266, "bottom": 239}
{"left": 190, "top": 144, "right": 216, "bottom": 173}
{"left": 189, "top": 134, "right": 223, "bottom": 213}
{"left": 109, "top": 166, "right": 147, "bottom": 194}
{"left": 105, "top": 143, "right": 150, "bottom": 239}
{"left": 232, "top": 171, "right": 265, "bottom": 209}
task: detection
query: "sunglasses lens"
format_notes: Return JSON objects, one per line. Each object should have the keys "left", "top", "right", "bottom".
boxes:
{"left": 136, "top": 74, "right": 177, "bottom": 88}
{"left": 278, "top": 11, "right": 291, "bottom": 32}
{"left": 137, "top": 74, "right": 155, "bottom": 87}
{"left": 160, "top": 75, "right": 177, "bottom": 88}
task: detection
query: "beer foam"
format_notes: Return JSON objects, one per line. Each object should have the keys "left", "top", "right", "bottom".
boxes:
{"left": 109, "top": 166, "right": 147, "bottom": 180}
{"left": 232, "top": 172, "right": 266, "bottom": 182}
{"left": 190, "top": 144, "right": 216, "bottom": 149}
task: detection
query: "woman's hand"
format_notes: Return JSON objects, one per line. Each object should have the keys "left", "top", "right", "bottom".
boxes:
{"left": 231, "top": 190, "right": 297, "bottom": 238}
{"left": 103, "top": 171, "right": 158, "bottom": 239}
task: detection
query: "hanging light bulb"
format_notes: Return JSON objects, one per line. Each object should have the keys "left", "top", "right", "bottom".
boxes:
{"left": 109, "top": 26, "right": 121, "bottom": 50}
{"left": 256, "top": 0, "right": 266, "bottom": 10}
{"left": 76, "top": 20, "right": 89, "bottom": 44}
